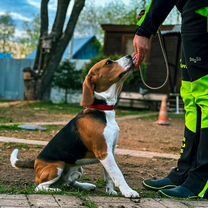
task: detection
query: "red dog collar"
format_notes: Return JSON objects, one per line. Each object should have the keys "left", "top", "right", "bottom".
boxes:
{"left": 88, "top": 104, "right": 114, "bottom": 111}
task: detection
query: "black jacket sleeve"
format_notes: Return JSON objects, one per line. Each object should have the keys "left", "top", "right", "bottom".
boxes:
{"left": 136, "top": 0, "right": 178, "bottom": 38}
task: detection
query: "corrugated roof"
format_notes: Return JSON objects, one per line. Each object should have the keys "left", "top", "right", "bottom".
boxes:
{"left": 0, "top": 53, "right": 12, "bottom": 59}
{"left": 72, "top": 36, "right": 95, "bottom": 56}
{"left": 27, "top": 36, "right": 96, "bottom": 60}
{"left": 63, "top": 35, "right": 95, "bottom": 59}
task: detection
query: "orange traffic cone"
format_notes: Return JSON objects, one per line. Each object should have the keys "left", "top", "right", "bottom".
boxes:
{"left": 156, "top": 96, "right": 170, "bottom": 125}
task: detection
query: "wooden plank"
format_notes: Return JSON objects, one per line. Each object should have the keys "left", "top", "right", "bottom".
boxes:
{"left": 89, "top": 196, "right": 141, "bottom": 208}
{"left": 117, "top": 100, "right": 149, "bottom": 109}
{"left": 139, "top": 198, "right": 166, "bottom": 208}
{"left": 120, "top": 92, "right": 144, "bottom": 100}
{"left": 144, "top": 93, "right": 166, "bottom": 101}
{"left": 182, "top": 200, "right": 208, "bottom": 207}
{"left": 155, "top": 199, "right": 189, "bottom": 208}
{"left": 119, "top": 92, "right": 166, "bottom": 101}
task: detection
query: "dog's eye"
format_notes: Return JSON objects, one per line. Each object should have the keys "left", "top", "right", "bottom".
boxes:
{"left": 106, "top": 60, "right": 113, "bottom": 65}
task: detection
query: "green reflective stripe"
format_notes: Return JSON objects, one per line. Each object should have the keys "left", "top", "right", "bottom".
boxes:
{"left": 181, "top": 75, "right": 208, "bottom": 132}
{"left": 198, "top": 181, "right": 208, "bottom": 198}
{"left": 137, "top": 0, "right": 154, "bottom": 26}
{"left": 181, "top": 81, "right": 197, "bottom": 133}
{"left": 192, "top": 75, "right": 208, "bottom": 128}
{"left": 201, "top": 107, "right": 208, "bottom": 129}
{"left": 180, "top": 64, "right": 188, "bottom": 69}
{"left": 196, "top": 7, "right": 208, "bottom": 17}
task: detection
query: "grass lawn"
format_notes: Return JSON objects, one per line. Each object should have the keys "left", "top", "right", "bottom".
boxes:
{"left": 0, "top": 101, "right": 184, "bottom": 123}
{"left": 0, "top": 181, "right": 158, "bottom": 198}
{"left": 15, "top": 101, "right": 155, "bottom": 116}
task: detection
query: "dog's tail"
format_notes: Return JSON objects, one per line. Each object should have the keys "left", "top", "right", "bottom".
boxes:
{"left": 10, "top": 149, "right": 34, "bottom": 169}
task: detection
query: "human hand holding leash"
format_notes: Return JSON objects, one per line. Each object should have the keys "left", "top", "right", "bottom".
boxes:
{"left": 133, "top": 35, "right": 151, "bottom": 68}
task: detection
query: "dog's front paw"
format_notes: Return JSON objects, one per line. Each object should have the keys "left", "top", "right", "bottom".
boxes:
{"left": 35, "top": 186, "right": 61, "bottom": 192}
{"left": 121, "top": 188, "right": 140, "bottom": 198}
{"left": 73, "top": 181, "right": 96, "bottom": 191}
{"left": 106, "top": 188, "right": 118, "bottom": 196}
{"left": 80, "top": 182, "right": 96, "bottom": 191}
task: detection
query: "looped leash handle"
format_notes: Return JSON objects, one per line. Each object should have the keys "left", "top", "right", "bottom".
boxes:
{"left": 139, "top": 29, "right": 169, "bottom": 90}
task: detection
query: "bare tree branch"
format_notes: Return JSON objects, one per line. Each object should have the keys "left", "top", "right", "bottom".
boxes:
{"left": 40, "top": 0, "right": 49, "bottom": 35}
{"left": 33, "top": 0, "right": 49, "bottom": 71}
{"left": 52, "top": 0, "right": 70, "bottom": 38}
{"left": 63, "top": 0, "right": 85, "bottom": 44}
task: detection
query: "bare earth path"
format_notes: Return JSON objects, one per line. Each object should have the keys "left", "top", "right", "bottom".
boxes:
{"left": 0, "top": 136, "right": 179, "bottom": 160}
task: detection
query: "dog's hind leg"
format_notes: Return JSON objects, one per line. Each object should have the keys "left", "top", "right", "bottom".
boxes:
{"left": 103, "top": 168, "right": 118, "bottom": 196}
{"left": 35, "top": 166, "right": 64, "bottom": 192}
{"left": 65, "top": 166, "right": 96, "bottom": 191}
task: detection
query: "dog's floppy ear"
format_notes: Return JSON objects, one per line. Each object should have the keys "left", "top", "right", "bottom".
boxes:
{"left": 80, "top": 74, "right": 95, "bottom": 107}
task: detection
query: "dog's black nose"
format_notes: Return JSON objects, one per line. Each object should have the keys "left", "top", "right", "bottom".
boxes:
{"left": 126, "top": 55, "right": 132, "bottom": 60}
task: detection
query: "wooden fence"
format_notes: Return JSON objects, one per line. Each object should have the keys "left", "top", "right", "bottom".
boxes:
{"left": 0, "top": 59, "right": 34, "bottom": 100}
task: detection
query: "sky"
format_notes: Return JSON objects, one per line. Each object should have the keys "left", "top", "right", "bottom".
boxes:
{"left": 0, "top": 0, "right": 180, "bottom": 37}
{"left": 0, "top": 0, "right": 136, "bottom": 22}
{"left": 0, "top": 0, "right": 132, "bottom": 17}
{"left": 0, "top": 0, "right": 132, "bottom": 37}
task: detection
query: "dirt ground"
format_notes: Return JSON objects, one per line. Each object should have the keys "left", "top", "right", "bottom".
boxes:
{"left": 0, "top": 105, "right": 184, "bottom": 196}
{"left": 0, "top": 117, "right": 184, "bottom": 154}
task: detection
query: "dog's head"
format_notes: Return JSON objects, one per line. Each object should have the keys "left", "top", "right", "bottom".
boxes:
{"left": 81, "top": 55, "right": 134, "bottom": 107}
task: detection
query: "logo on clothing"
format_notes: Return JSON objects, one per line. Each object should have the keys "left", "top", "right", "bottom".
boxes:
{"left": 189, "top": 57, "right": 202, "bottom": 63}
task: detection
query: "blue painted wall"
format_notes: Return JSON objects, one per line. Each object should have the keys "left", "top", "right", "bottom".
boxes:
{"left": 0, "top": 59, "right": 34, "bottom": 100}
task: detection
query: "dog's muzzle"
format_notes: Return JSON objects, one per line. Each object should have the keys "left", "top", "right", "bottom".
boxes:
{"left": 117, "top": 55, "right": 134, "bottom": 78}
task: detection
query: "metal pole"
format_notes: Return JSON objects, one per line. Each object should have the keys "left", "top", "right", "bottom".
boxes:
{"left": 176, "top": 94, "right": 180, "bottom": 114}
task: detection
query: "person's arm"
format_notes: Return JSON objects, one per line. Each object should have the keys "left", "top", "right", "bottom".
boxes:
{"left": 133, "top": 0, "right": 178, "bottom": 67}
{"left": 136, "top": 0, "right": 178, "bottom": 38}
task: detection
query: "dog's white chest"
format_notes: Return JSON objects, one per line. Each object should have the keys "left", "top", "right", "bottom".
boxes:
{"left": 103, "top": 111, "right": 120, "bottom": 148}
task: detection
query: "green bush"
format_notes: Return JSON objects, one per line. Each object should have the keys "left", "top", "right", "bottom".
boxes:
{"left": 53, "top": 60, "right": 82, "bottom": 103}
{"left": 53, "top": 60, "right": 82, "bottom": 90}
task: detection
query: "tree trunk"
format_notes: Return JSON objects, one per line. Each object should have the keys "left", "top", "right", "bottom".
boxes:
{"left": 34, "top": 0, "right": 85, "bottom": 100}
{"left": 65, "top": 88, "right": 68, "bottom": 104}
{"left": 33, "top": 0, "right": 49, "bottom": 72}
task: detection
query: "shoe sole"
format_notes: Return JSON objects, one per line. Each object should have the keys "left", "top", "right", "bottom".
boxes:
{"left": 158, "top": 190, "right": 199, "bottom": 199}
{"left": 142, "top": 181, "right": 176, "bottom": 191}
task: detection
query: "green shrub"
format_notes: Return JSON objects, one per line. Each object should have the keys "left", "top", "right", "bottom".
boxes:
{"left": 53, "top": 60, "right": 82, "bottom": 103}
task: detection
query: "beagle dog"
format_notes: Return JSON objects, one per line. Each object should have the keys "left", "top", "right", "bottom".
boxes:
{"left": 10, "top": 55, "right": 139, "bottom": 198}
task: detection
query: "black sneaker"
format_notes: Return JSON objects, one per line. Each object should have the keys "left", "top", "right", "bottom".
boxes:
{"left": 142, "top": 177, "right": 176, "bottom": 191}
{"left": 158, "top": 185, "right": 198, "bottom": 199}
